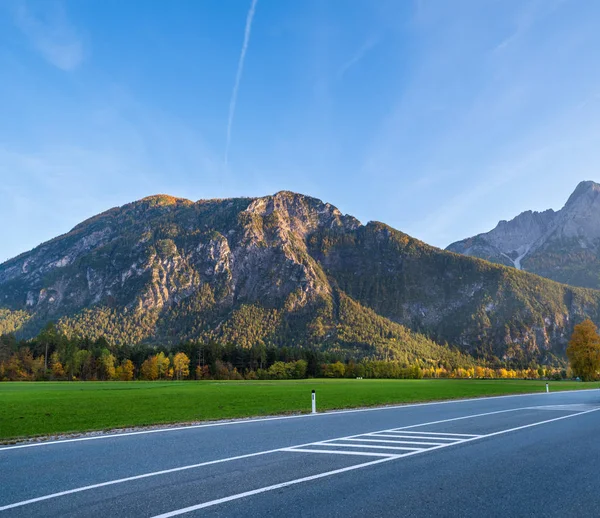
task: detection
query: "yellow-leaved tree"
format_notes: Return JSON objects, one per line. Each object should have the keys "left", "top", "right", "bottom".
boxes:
{"left": 140, "top": 356, "right": 159, "bottom": 380}
{"left": 173, "top": 353, "right": 190, "bottom": 380}
{"left": 117, "top": 359, "right": 135, "bottom": 381}
{"left": 566, "top": 319, "right": 600, "bottom": 381}
{"left": 156, "top": 352, "right": 171, "bottom": 380}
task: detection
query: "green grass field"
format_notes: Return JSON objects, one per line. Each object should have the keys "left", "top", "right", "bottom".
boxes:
{"left": 1, "top": 379, "right": 599, "bottom": 442}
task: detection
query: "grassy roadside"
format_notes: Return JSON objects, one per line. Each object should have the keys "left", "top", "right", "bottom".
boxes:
{"left": 1, "top": 379, "right": 599, "bottom": 442}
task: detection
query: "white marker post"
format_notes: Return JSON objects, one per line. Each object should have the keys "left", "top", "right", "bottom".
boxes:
{"left": 546, "top": 383, "right": 549, "bottom": 393}
{"left": 311, "top": 389, "right": 316, "bottom": 414}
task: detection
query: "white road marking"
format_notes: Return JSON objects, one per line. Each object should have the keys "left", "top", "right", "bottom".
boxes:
{"left": 384, "top": 430, "right": 479, "bottom": 437}
{"left": 0, "top": 407, "right": 524, "bottom": 512}
{"left": 367, "top": 433, "right": 465, "bottom": 441}
{"left": 282, "top": 448, "right": 397, "bottom": 457}
{"left": 3, "top": 388, "right": 597, "bottom": 451}
{"left": 150, "top": 457, "right": 399, "bottom": 518}
{"left": 529, "top": 404, "right": 600, "bottom": 412}
{"left": 0, "top": 447, "right": 296, "bottom": 512}
{"left": 149, "top": 407, "right": 600, "bottom": 517}
{"left": 315, "top": 442, "right": 424, "bottom": 451}
{"left": 342, "top": 438, "right": 447, "bottom": 446}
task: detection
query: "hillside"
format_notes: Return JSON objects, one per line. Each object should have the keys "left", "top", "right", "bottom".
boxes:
{"left": 2, "top": 191, "right": 600, "bottom": 365}
{"left": 447, "top": 181, "right": 600, "bottom": 289}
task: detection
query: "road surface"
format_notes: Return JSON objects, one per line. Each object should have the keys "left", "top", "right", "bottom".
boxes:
{"left": 1, "top": 388, "right": 600, "bottom": 517}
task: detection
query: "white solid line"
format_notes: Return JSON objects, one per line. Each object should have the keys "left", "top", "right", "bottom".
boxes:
{"left": 149, "top": 457, "right": 398, "bottom": 518}
{"left": 150, "top": 408, "right": 600, "bottom": 518}
{"left": 343, "top": 438, "right": 446, "bottom": 447}
{"left": 0, "top": 422, "right": 412, "bottom": 512}
{"left": 389, "top": 407, "right": 522, "bottom": 432}
{"left": 0, "top": 406, "right": 567, "bottom": 512}
{"left": 368, "top": 434, "right": 461, "bottom": 441}
{"left": 282, "top": 448, "right": 395, "bottom": 458}
{"left": 3, "top": 388, "right": 597, "bottom": 451}
{"left": 475, "top": 408, "right": 600, "bottom": 440}
{"left": 387, "top": 430, "right": 479, "bottom": 437}
{"left": 0, "top": 447, "right": 291, "bottom": 512}
{"left": 314, "top": 442, "right": 423, "bottom": 451}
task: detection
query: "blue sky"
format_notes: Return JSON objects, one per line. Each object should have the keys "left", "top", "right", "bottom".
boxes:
{"left": 1, "top": 0, "right": 600, "bottom": 262}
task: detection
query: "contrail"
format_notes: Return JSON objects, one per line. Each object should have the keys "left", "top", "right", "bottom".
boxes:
{"left": 225, "top": 0, "right": 258, "bottom": 167}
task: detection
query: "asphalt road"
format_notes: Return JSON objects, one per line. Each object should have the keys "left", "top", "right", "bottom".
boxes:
{"left": 2, "top": 389, "right": 600, "bottom": 517}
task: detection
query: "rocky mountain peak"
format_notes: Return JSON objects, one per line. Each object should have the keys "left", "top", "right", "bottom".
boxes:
{"left": 564, "top": 180, "right": 600, "bottom": 209}
{"left": 244, "top": 191, "right": 360, "bottom": 236}
{"left": 447, "top": 180, "right": 600, "bottom": 288}
{"left": 554, "top": 181, "right": 600, "bottom": 240}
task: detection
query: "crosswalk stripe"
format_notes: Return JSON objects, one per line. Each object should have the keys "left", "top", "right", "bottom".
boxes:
{"left": 281, "top": 448, "right": 395, "bottom": 457}
{"left": 315, "top": 442, "right": 424, "bottom": 451}
{"left": 389, "top": 430, "right": 479, "bottom": 437}
{"left": 367, "top": 433, "right": 461, "bottom": 442}
{"left": 343, "top": 438, "right": 447, "bottom": 447}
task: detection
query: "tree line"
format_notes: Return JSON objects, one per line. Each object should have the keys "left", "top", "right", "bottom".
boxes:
{"left": 0, "top": 322, "right": 570, "bottom": 382}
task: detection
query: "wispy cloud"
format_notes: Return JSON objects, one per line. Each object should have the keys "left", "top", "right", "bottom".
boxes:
{"left": 414, "top": 146, "right": 550, "bottom": 245}
{"left": 225, "top": 0, "right": 258, "bottom": 167}
{"left": 0, "top": 81, "right": 225, "bottom": 261}
{"left": 493, "top": 0, "right": 566, "bottom": 53}
{"left": 13, "top": 0, "right": 84, "bottom": 71}
{"left": 338, "top": 37, "right": 379, "bottom": 78}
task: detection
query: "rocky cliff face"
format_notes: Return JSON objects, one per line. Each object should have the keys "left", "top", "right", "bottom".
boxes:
{"left": 2, "top": 190, "right": 600, "bottom": 365}
{"left": 447, "top": 181, "right": 600, "bottom": 289}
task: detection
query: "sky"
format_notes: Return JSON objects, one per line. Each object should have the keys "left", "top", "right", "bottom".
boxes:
{"left": 1, "top": 0, "right": 600, "bottom": 262}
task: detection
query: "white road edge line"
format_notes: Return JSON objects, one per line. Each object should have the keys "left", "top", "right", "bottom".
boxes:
{"left": 0, "top": 407, "right": 523, "bottom": 512}
{"left": 149, "top": 408, "right": 600, "bottom": 518}
{"left": 3, "top": 388, "right": 597, "bottom": 451}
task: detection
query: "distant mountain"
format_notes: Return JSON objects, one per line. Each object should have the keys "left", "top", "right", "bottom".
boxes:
{"left": 2, "top": 191, "right": 600, "bottom": 366}
{"left": 447, "top": 181, "right": 600, "bottom": 289}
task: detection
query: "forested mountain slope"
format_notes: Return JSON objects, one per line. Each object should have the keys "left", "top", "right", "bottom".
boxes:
{"left": 1, "top": 191, "right": 599, "bottom": 365}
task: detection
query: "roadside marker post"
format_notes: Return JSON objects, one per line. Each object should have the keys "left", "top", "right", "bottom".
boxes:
{"left": 546, "top": 383, "right": 549, "bottom": 393}
{"left": 311, "top": 390, "right": 316, "bottom": 414}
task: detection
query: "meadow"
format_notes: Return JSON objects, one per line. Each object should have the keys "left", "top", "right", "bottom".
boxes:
{"left": 1, "top": 379, "right": 599, "bottom": 442}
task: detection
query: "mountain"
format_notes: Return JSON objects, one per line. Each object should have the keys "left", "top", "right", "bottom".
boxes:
{"left": 447, "top": 181, "right": 600, "bottom": 290}
{"left": 2, "top": 191, "right": 600, "bottom": 366}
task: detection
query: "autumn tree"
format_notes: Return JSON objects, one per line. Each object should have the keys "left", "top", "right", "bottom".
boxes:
{"left": 173, "top": 352, "right": 190, "bottom": 380}
{"left": 156, "top": 352, "right": 171, "bottom": 379}
{"left": 116, "top": 359, "right": 135, "bottom": 381}
{"left": 73, "top": 349, "right": 92, "bottom": 380}
{"left": 566, "top": 319, "right": 600, "bottom": 381}
{"left": 98, "top": 349, "right": 117, "bottom": 380}
{"left": 140, "top": 355, "right": 159, "bottom": 380}
{"left": 50, "top": 351, "right": 65, "bottom": 379}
